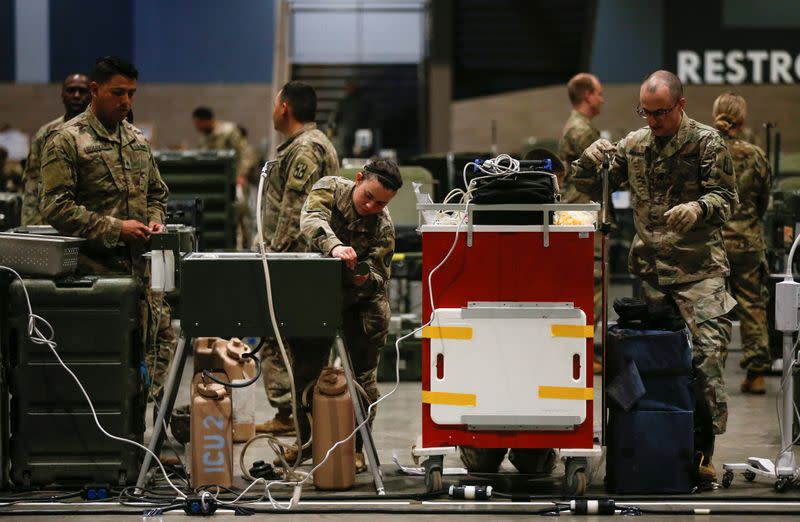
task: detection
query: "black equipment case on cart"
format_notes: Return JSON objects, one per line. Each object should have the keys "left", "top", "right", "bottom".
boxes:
{"left": 6, "top": 277, "right": 144, "bottom": 488}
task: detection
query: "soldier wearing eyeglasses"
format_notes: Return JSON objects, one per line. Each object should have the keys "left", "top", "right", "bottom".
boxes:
{"left": 572, "top": 70, "right": 737, "bottom": 487}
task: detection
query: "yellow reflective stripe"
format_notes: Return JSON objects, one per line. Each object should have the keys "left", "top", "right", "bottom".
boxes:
{"left": 422, "top": 390, "right": 477, "bottom": 407}
{"left": 393, "top": 253, "right": 406, "bottom": 261}
{"left": 550, "top": 324, "right": 594, "bottom": 338}
{"left": 422, "top": 326, "right": 473, "bottom": 340}
{"left": 538, "top": 386, "right": 594, "bottom": 400}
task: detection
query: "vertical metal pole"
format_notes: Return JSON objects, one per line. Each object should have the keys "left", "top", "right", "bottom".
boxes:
{"left": 600, "top": 154, "right": 610, "bottom": 447}
{"left": 765, "top": 122, "right": 773, "bottom": 168}
{"left": 334, "top": 336, "right": 386, "bottom": 495}
{"left": 776, "top": 332, "right": 797, "bottom": 476}
{"left": 136, "top": 335, "right": 189, "bottom": 491}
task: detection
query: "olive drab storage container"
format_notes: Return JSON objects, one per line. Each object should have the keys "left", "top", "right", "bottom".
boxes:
{"left": 6, "top": 277, "right": 143, "bottom": 487}
{"left": 0, "top": 272, "right": 12, "bottom": 489}
{"left": 312, "top": 367, "right": 355, "bottom": 490}
{"left": 190, "top": 372, "right": 233, "bottom": 488}
{"left": 154, "top": 150, "right": 236, "bottom": 250}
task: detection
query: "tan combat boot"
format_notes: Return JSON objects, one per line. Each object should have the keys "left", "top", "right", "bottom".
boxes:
{"left": 696, "top": 453, "right": 717, "bottom": 488}
{"left": 256, "top": 411, "right": 296, "bottom": 435}
{"left": 741, "top": 372, "right": 766, "bottom": 395}
{"left": 355, "top": 452, "right": 368, "bottom": 474}
{"left": 273, "top": 444, "right": 312, "bottom": 467}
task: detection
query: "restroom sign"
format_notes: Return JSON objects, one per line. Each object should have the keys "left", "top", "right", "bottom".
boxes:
{"left": 677, "top": 49, "right": 800, "bottom": 84}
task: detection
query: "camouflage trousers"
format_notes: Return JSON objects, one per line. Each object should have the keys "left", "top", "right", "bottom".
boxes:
{"left": 459, "top": 447, "right": 556, "bottom": 474}
{"left": 260, "top": 293, "right": 390, "bottom": 450}
{"left": 234, "top": 200, "right": 253, "bottom": 250}
{"left": 261, "top": 337, "right": 306, "bottom": 413}
{"left": 141, "top": 289, "right": 177, "bottom": 398}
{"left": 641, "top": 276, "right": 736, "bottom": 435}
{"left": 726, "top": 249, "right": 770, "bottom": 374}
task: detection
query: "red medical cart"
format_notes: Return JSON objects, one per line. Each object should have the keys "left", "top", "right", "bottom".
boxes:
{"left": 413, "top": 203, "right": 601, "bottom": 494}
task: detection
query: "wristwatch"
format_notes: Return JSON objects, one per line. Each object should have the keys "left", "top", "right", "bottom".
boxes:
{"left": 697, "top": 200, "right": 709, "bottom": 219}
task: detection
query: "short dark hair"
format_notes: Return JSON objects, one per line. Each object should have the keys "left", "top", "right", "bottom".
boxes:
{"left": 567, "top": 73, "right": 598, "bottom": 106}
{"left": 192, "top": 106, "right": 214, "bottom": 120}
{"left": 643, "top": 70, "right": 684, "bottom": 103}
{"left": 91, "top": 56, "right": 138, "bottom": 84}
{"left": 279, "top": 81, "right": 317, "bottom": 123}
{"left": 363, "top": 159, "right": 402, "bottom": 191}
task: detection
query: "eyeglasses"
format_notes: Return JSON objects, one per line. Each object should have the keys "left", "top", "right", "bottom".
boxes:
{"left": 635, "top": 103, "right": 679, "bottom": 119}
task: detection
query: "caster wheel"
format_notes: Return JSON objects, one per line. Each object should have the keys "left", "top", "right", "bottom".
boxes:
{"left": 744, "top": 470, "right": 756, "bottom": 482}
{"left": 722, "top": 470, "right": 733, "bottom": 488}
{"left": 427, "top": 468, "right": 443, "bottom": 492}
{"left": 564, "top": 469, "right": 588, "bottom": 496}
{"left": 423, "top": 456, "right": 444, "bottom": 493}
{"left": 775, "top": 478, "right": 790, "bottom": 493}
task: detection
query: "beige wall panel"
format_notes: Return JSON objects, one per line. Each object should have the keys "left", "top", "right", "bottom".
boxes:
{"left": 451, "top": 84, "right": 800, "bottom": 153}
{"left": 0, "top": 83, "right": 272, "bottom": 152}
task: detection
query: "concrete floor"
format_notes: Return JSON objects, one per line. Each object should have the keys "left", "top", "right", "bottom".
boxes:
{"left": 3, "top": 282, "right": 800, "bottom": 519}
{"left": 2, "top": 351, "right": 800, "bottom": 520}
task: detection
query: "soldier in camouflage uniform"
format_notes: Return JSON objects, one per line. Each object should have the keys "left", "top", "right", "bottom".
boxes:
{"left": 573, "top": 71, "right": 737, "bottom": 484}
{"left": 559, "top": 73, "right": 604, "bottom": 201}
{"left": 39, "top": 57, "right": 176, "bottom": 402}
{"left": 256, "top": 82, "right": 340, "bottom": 436}
{"left": 22, "top": 73, "right": 91, "bottom": 225}
{"left": 559, "top": 73, "right": 607, "bottom": 372}
{"left": 192, "top": 106, "right": 256, "bottom": 248}
{"left": 712, "top": 93, "right": 772, "bottom": 394}
{"left": 271, "top": 159, "right": 400, "bottom": 472}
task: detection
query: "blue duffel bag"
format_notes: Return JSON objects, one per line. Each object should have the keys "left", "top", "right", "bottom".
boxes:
{"left": 606, "top": 409, "right": 695, "bottom": 494}
{"left": 605, "top": 325, "right": 693, "bottom": 412}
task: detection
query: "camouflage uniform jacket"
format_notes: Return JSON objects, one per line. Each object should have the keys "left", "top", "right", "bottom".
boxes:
{"left": 573, "top": 113, "right": 736, "bottom": 286}
{"left": 22, "top": 116, "right": 64, "bottom": 225}
{"left": 559, "top": 110, "right": 600, "bottom": 203}
{"left": 40, "top": 107, "right": 169, "bottom": 275}
{"left": 263, "top": 123, "right": 339, "bottom": 252}
{"left": 301, "top": 176, "right": 394, "bottom": 300}
{"left": 199, "top": 120, "right": 255, "bottom": 179}
{"left": 720, "top": 134, "right": 771, "bottom": 252}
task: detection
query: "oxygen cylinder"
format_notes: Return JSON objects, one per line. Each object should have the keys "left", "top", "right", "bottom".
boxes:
{"left": 312, "top": 367, "right": 355, "bottom": 490}
{"left": 190, "top": 372, "right": 233, "bottom": 488}
{"left": 218, "top": 338, "right": 257, "bottom": 442}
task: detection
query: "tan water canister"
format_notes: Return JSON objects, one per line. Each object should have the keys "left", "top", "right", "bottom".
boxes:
{"left": 219, "top": 338, "right": 257, "bottom": 442}
{"left": 193, "top": 337, "right": 224, "bottom": 373}
{"left": 190, "top": 372, "right": 233, "bottom": 488}
{"left": 312, "top": 367, "right": 355, "bottom": 490}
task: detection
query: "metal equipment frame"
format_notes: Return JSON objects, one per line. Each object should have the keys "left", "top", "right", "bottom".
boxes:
{"left": 136, "top": 331, "right": 385, "bottom": 494}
